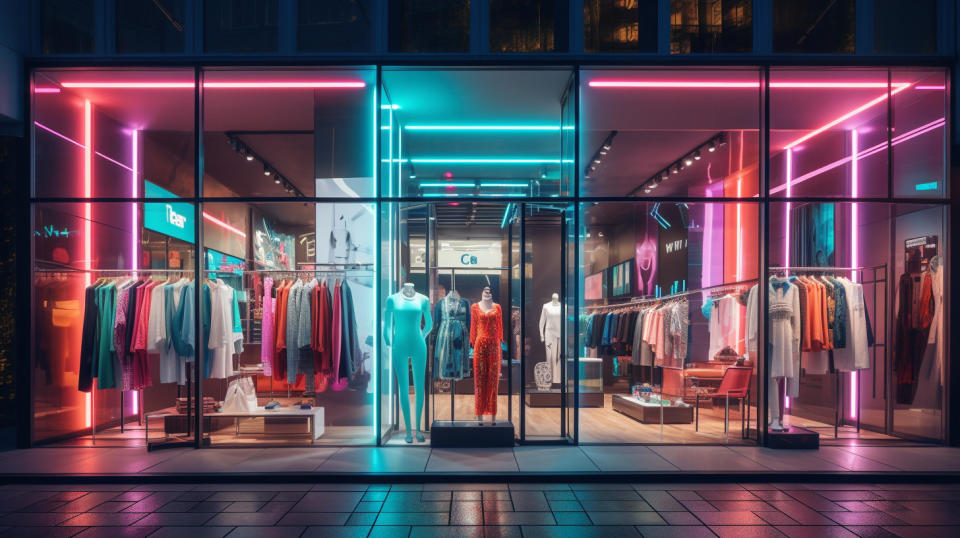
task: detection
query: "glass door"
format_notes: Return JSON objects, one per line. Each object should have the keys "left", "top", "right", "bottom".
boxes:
{"left": 520, "top": 203, "right": 574, "bottom": 442}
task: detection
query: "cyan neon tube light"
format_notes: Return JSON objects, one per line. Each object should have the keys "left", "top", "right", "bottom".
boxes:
{"left": 479, "top": 183, "right": 529, "bottom": 188}
{"left": 915, "top": 181, "right": 939, "bottom": 191}
{"left": 381, "top": 104, "right": 400, "bottom": 109}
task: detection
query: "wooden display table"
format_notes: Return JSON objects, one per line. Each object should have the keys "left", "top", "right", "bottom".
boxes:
{"left": 611, "top": 394, "right": 694, "bottom": 424}
{"left": 151, "top": 406, "right": 325, "bottom": 443}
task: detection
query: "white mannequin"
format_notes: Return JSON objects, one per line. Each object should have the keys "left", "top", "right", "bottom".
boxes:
{"left": 477, "top": 286, "right": 495, "bottom": 424}
{"left": 769, "top": 376, "right": 786, "bottom": 431}
{"left": 402, "top": 282, "right": 416, "bottom": 297}
{"left": 539, "top": 293, "right": 562, "bottom": 384}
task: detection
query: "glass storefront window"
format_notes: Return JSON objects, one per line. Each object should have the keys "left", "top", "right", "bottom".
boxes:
{"left": 580, "top": 68, "right": 760, "bottom": 198}
{"left": 584, "top": 0, "right": 658, "bottom": 53}
{"left": 32, "top": 201, "right": 198, "bottom": 446}
{"left": 769, "top": 69, "right": 890, "bottom": 199}
{"left": 670, "top": 0, "right": 753, "bottom": 54}
{"left": 579, "top": 201, "right": 760, "bottom": 443}
{"left": 116, "top": 0, "right": 187, "bottom": 54}
{"left": 204, "top": 0, "right": 279, "bottom": 54}
{"left": 892, "top": 70, "right": 948, "bottom": 198}
{"left": 773, "top": 0, "right": 855, "bottom": 54}
{"left": 32, "top": 69, "right": 196, "bottom": 199}
{"left": 202, "top": 68, "right": 376, "bottom": 199}
{"left": 490, "top": 0, "right": 561, "bottom": 53}
{"left": 380, "top": 68, "right": 573, "bottom": 199}
{"left": 767, "top": 201, "right": 946, "bottom": 442}
{"left": 297, "top": 0, "right": 373, "bottom": 53}
{"left": 389, "top": 0, "right": 471, "bottom": 53}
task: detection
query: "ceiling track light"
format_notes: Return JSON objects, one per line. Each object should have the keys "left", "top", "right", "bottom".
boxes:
{"left": 628, "top": 132, "right": 725, "bottom": 197}
{"left": 584, "top": 130, "right": 618, "bottom": 179}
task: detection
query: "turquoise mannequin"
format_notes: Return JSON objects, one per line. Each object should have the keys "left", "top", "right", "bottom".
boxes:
{"left": 383, "top": 283, "right": 433, "bottom": 443}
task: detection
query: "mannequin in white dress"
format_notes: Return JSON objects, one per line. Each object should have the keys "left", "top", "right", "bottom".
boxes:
{"left": 539, "top": 293, "right": 562, "bottom": 385}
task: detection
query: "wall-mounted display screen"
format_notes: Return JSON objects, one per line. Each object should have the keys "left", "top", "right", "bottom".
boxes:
{"left": 610, "top": 259, "right": 634, "bottom": 297}
{"left": 585, "top": 272, "right": 604, "bottom": 300}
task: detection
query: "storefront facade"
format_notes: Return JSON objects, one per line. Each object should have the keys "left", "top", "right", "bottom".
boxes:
{"left": 22, "top": 63, "right": 950, "bottom": 451}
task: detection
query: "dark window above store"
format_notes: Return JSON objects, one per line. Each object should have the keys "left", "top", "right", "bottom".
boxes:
{"left": 116, "top": 0, "right": 186, "bottom": 54}
{"left": 39, "top": 0, "right": 94, "bottom": 54}
{"left": 874, "top": 0, "right": 937, "bottom": 54}
{"left": 389, "top": 0, "right": 471, "bottom": 53}
{"left": 670, "top": 0, "right": 752, "bottom": 54}
{"left": 297, "top": 0, "right": 373, "bottom": 52}
{"left": 773, "top": 0, "right": 855, "bottom": 53}
{"left": 584, "top": 0, "right": 657, "bottom": 53}
{"left": 490, "top": 0, "right": 566, "bottom": 53}
{"left": 204, "top": 0, "right": 278, "bottom": 54}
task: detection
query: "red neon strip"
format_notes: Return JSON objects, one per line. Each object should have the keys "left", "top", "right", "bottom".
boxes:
{"left": 83, "top": 99, "right": 93, "bottom": 428}
{"left": 59, "top": 81, "right": 366, "bottom": 89}
{"left": 203, "top": 212, "right": 247, "bottom": 238}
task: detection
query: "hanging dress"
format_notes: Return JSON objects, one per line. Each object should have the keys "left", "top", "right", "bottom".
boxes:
{"left": 433, "top": 296, "right": 471, "bottom": 380}
{"left": 470, "top": 302, "right": 503, "bottom": 416}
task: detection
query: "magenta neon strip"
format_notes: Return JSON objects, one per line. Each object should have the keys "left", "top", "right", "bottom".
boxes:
{"left": 34, "top": 121, "right": 85, "bottom": 148}
{"left": 769, "top": 118, "right": 945, "bottom": 195}
{"left": 849, "top": 129, "right": 859, "bottom": 421}
{"left": 915, "top": 85, "right": 946, "bottom": 90}
{"left": 59, "top": 81, "right": 366, "bottom": 89}
{"left": 34, "top": 87, "right": 61, "bottom": 93}
{"left": 96, "top": 151, "right": 135, "bottom": 172}
{"left": 588, "top": 81, "right": 911, "bottom": 89}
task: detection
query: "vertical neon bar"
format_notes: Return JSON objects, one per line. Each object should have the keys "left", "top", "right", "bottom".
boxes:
{"left": 784, "top": 148, "right": 792, "bottom": 410}
{"left": 83, "top": 99, "right": 93, "bottom": 428}
{"left": 372, "top": 84, "right": 379, "bottom": 441}
{"left": 850, "top": 129, "right": 859, "bottom": 420}
{"left": 131, "top": 130, "right": 139, "bottom": 275}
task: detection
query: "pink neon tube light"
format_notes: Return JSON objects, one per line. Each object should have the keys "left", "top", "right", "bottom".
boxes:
{"left": 203, "top": 212, "right": 247, "bottom": 238}
{"left": 34, "top": 87, "right": 61, "bottom": 93}
{"left": 783, "top": 148, "right": 792, "bottom": 411}
{"left": 83, "top": 99, "right": 93, "bottom": 429}
{"left": 588, "top": 80, "right": 910, "bottom": 89}
{"left": 58, "top": 81, "right": 366, "bottom": 89}
{"left": 131, "top": 130, "right": 139, "bottom": 277}
{"left": 850, "top": 129, "right": 859, "bottom": 421}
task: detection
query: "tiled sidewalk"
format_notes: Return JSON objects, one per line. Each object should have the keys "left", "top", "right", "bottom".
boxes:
{"left": 1, "top": 481, "right": 960, "bottom": 537}
{"left": 1, "top": 444, "right": 959, "bottom": 478}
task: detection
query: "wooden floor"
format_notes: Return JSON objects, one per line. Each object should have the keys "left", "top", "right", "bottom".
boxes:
{"left": 56, "top": 391, "right": 908, "bottom": 447}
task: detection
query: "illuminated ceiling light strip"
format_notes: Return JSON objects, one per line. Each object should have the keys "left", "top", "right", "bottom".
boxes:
{"left": 915, "top": 85, "right": 946, "bottom": 90}
{"left": 479, "top": 183, "right": 529, "bottom": 188}
{"left": 203, "top": 212, "right": 247, "bottom": 238}
{"left": 478, "top": 192, "right": 527, "bottom": 197}
{"left": 34, "top": 87, "right": 61, "bottom": 93}
{"left": 381, "top": 104, "right": 400, "bottom": 109}
{"left": 422, "top": 193, "right": 461, "bottom": 197}
{"left": 770, "top": 118, "right": 944, "bottom": 194}
{"left": 405, "top": 125, "right": 561, "bottom": 131}
{"left": 59, "top": 81, "right": 365, "bottom": 89}
{"left": 783, "top": 83, "right": 912, "bottom": 149}
{"left": 34, "top": 121, "right": 85, "bottom": 148}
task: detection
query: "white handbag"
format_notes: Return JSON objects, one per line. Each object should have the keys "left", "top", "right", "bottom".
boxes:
{"left": 222, "top": 376, "right": 258, "bottom": 412}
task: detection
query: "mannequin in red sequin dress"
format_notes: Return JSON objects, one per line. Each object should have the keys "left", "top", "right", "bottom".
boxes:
{"left": 470, "top": 286, "right": 502, "bottom": 424}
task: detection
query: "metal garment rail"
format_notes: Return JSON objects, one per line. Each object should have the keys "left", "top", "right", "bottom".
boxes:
{"left": 585, "top": 277, "right": 759, "bottom": 312}
{"left": 33, "top": 268, "right": 195, "bottom": 443}
{"left": 768, "top": 264, "right": 888, "bottom": 439}
{"left": 429, "top": 266, "right": 511, "bottom": 425}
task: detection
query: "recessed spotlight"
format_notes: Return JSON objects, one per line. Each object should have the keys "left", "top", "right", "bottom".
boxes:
{"left": 661, "top": 171, "right": 669, "bottom": 181}
{"left": 594, "top": 159, "right": 601, "bottom": 164}
{"left": 602, "top": 143, "right": 612, "bottom": 150}
{"left": 600, "top": 150, "right": 607, "bottom": 155}
{"left": 274, "top": 177, "right": 281, "bottom": 184}
{"left": 264, "top": 168, "right": 271, "bottom": 176}
{"left": 246, "top": 154, "right": 254, "bottom": 161}
{"left": 684, "top": 157, "right": 693, "bottom": 166}
{"left": 672, "top": 165, "right": 679, "bottom": 174}
{"left": 708, "top": 141, "right": 717, "bottom": 152}
{"left": 694, "top": 150, "right": 701, "bottom": 160}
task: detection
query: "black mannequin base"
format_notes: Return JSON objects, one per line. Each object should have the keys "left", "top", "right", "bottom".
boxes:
{"left": 430, "top": 420, "right": 515, "bottom": 448}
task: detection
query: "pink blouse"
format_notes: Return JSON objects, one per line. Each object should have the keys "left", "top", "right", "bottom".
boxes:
{"left": 260, "top": 277, "right": 274, "bottom": 377}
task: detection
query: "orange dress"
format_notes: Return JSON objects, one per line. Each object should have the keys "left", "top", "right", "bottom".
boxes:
{"left": 470, "top": 303, "right": 503, "bottom": 416}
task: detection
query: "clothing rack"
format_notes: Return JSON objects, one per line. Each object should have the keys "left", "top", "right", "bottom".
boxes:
{"left": 766, "top": 264, "right": 888, "bottom": 439}
{"left": 586, "top": 278, "right": 758, "bottom": 312}
{"left": 34, "top": 268, "right": 194, "bottom": 443}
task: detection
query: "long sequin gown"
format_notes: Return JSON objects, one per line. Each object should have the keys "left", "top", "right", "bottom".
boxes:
{"left": 470, "top": 302, "right": 503, "bottom": 416}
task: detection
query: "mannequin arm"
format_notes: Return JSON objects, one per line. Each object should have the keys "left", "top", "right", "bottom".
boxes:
{"left": 382, "top": 296, "right": 393, "bottom": 347}
{"left": 539, "top": 304, "right": 547, "bottom": 342}
{"left": 420, "top": 296, "right": 434, "bottom": 338}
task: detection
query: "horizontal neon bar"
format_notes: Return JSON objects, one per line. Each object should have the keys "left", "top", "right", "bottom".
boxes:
{"left": 59, "top": 81, "right": 365, "bottom": 89}
{"left": 410, "top": 158, "right": 572, "bottom": 164}
{"left": 916, "top": 85, "right": 946, "bottom": 90}
{"left": 915, "top": 181, "right": 939, "bottom": 191}
{"left": 381, "top": 104, "right": 401, "bottom": 109}
{"left": 422, "top": 193, "right": 461, "bottom": 197}
{"left": 419, "top": 182, "right": 476, "bottom": 188}
{"left": 479, "top": 183, "right": 529, "bottom": 187}
{"left": 34, "top": 87, "right": 61, "bottom": 93}
{"left": 406, "top": 125, "right": 562, "bottom": 131}
{"left": 203, "top": 212, "right": 247, "bottom": 238}
{"left": 589, "top": 80, "right": 911, "bottom": 89}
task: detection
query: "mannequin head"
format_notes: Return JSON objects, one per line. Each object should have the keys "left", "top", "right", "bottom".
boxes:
{"left": 401, "top": 282, "right": 416, "bottom": 297}
{"left": 481, "top": 286, "right": 492, "bottom": 301}
{"left": 551, "top": 292, "right": 559, "bottom": 304}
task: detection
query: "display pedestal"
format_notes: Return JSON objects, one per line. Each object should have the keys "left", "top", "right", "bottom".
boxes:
{"left": 766, "top": 425, "right": 819, "bottom": 449}
{"left": 611, "top": 394, "right": 694, "bottom": 424}
{"left": 525, "top": 389, "right": 604, "bottom": 408}
{"left": 430, "top": 420, "right": 514, "bottom": 448}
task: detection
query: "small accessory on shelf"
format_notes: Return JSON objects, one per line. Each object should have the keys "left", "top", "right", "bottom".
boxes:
{"left": 299, "top": 404, "right": 312, "bottom": 410}
{"left": 264, "top": 401, "right": 280, "bottom": 410}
